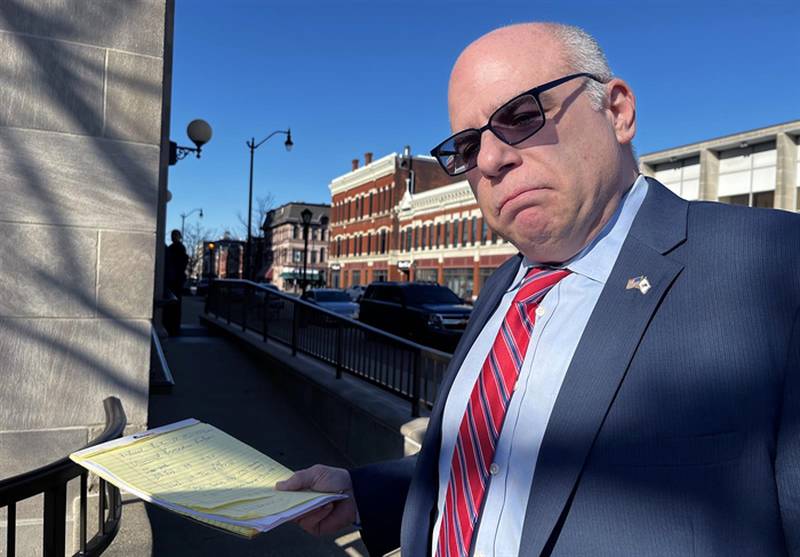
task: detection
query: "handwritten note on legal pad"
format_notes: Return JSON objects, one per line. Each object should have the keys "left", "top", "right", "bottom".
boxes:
{"left": 70, "top": 419, "right": 346, "bottom": 538}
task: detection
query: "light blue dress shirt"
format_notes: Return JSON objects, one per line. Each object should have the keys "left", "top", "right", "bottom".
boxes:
{"left": 431, "top": 175, "right": 649, "bottom": 557}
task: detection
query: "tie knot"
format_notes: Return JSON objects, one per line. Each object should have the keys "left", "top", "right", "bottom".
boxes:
{"left": 516, "top": 267, "right": 570, "bottom": 306}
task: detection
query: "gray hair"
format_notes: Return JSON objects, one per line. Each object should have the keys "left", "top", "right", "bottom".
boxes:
{"left": 547, "top": 24, "right": 613, "bottom": 110}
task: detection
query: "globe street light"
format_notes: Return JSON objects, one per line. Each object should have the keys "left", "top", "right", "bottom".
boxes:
{"left": 246, "top": 129, "right": 292, "bottom": 279}
{"left": 169, "top": 119, "right": 213, "bottom": 165}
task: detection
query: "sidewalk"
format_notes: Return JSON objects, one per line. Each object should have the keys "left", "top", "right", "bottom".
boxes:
{"left": 145, "top": 296, "right": 367, "bottom": 556}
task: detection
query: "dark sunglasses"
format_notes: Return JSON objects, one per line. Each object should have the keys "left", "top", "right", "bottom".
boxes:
{"left": 430, "top": 73, "right": 605, "bottom": 176}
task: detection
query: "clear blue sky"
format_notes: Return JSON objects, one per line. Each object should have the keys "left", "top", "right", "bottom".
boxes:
{"left": 166, "top": 0, "right": 799, "bottom": 239}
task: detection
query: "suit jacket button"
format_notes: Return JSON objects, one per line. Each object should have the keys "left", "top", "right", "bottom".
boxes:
{"left": 489, "top": 463, "right": 500, "bottom": 475}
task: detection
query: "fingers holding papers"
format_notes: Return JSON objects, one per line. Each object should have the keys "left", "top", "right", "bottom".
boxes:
{"left": 276, "top": 464, "right": 358, "bottom": 536}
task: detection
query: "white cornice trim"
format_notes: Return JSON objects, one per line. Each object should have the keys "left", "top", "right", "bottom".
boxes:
{"left": 329, "top": 153, "right": 397, "bottom": 195}
{"left": 397, "top": 180, "right": 475, "bottom": 218}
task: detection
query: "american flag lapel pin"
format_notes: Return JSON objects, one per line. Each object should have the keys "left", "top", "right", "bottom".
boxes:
{"left": 626, "top": 275, "right": 651, "bottom": 295}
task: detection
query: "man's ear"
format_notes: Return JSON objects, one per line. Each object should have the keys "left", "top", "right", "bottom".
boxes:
{"left": 605, "top": 78, "right": 636, "bottom": 145}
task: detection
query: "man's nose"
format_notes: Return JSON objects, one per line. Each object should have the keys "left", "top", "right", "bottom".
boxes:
{"left": 475, "top": 129, "right": 521, "bottom": 179}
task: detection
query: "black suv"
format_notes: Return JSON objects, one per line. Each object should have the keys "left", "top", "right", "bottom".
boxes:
{"left": 359, "top": 282, "right": 472, "bottom": 352}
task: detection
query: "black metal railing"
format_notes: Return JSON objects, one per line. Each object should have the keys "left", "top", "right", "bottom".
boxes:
{"left": 0, "top": 397, "right": 127, "bottom": 556}
{"left": 205, "top": 280, "right": 452, "bottom": 416}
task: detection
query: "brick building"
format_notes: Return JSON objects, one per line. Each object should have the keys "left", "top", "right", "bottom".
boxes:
{"left": 262, "top": 202, "right": 330, "bottom": 292}
{"left": 202, "top": 238, "right": 245, "bottom": 279}
{"left": 327, "top": 150, "right": 516, "bottom": 300}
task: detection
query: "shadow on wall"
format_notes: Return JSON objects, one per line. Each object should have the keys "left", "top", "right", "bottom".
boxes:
{"left": 0, "top": 0, "right": 164, "bottom": 428}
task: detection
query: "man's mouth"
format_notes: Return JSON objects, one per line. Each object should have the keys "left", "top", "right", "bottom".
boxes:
{"left": 499, "top": 187, "right": 547, "bottom": 216}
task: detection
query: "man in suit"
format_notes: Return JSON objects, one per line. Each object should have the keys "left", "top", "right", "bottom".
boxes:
{"left": 277, "top": 22, "right": 800, "bottom": 556}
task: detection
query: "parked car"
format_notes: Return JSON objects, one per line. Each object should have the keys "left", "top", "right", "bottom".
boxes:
{"left": 358, "top": 282, "right": 472, "bottom": 351}
{"left": 253, "top": 282, "right": 285, "bottom": 313}
{"left": 345, "top": 284, "right": 367, "bottom": 302}
{"left": 301, "top": 288, "right": 359, "bottom": 319}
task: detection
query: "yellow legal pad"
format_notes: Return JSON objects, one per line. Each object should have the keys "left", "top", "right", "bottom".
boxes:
{"left": 70, "top": 419, "right": 346, "bottom": 538}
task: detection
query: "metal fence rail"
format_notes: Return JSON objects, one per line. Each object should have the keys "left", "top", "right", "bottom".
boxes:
{"left": 0, "top": 397, "right": 127, "bottom": 557}
{"left": 205, "top": 280, "right": 452, "bottom": 416}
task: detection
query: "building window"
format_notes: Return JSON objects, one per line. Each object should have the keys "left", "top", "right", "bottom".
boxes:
{"left": 373, "top": 269, "right": 387, "bottom": 282}
{"left": 462, "top": 217, "right": 469, "bottom": 245}
{"left": 336, "top": 238, "right": 341, "bottom": 257}
{"left": 481, "top": 219, "right": 488, "bottom": 244}
{"left": 367, "top": 233, "right": 372, "bottom": 254}
{"left": 406, "top": 228, "right": 412, "bottom": 252}
{"left": 453, "top": 220, "right": 460, "bottom": 247}
{"left": 310, "top": 250, "right": 317, "bottom": 264}
{"left": 369, "top": 192, "right": 373, "bottom": 215}
{"left": 416, "top": 268, "right": 438, "bottom": 282}
{"left": 380, "top": 230, "right": 386, "bottom": 254}
{"left": 471, "top": 217, "right": 477, "bottom": 245}
{"left": 352, "top": 270, "right": 361, "bottom": 286}
{"left": 292, "top": 225, "right": 299, "bottom": 240}
{"left": 443, "top": 268, "right": 473, "bottom": 301}
{"left": 293, "top": 249, "right": 303, "bottom": 263}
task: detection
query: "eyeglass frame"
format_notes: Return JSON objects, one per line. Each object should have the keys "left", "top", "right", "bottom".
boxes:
{"left": 430, "top": 72, "right": 606, "bottom": 176}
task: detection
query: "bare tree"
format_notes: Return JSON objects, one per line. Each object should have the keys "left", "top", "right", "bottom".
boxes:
{"left": 234, "top": 194, "right": 276, "bottom": 279}
{"left": 182, "top": 220, "right": 214, "bottom": 279}
{"left": 236, "top": 193, "right": 275, "bottom": 241}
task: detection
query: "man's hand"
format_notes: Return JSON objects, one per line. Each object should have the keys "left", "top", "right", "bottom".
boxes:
{"left": 275, "top": 464, "right": 358, "bottom": 536}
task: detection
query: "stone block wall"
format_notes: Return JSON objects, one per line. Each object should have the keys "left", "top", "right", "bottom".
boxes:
{"left": 0, "top": 1, "right": 171, "bottom": 553}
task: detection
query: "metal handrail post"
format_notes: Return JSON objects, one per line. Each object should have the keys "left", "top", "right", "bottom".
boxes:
{"left": 226, "top": 286, "right": 232, "bottom": 324}
{"left": 42, "top": 483, "right": 67, "bottom": 556}
{"left": 412, "top": 350, "right": 422, "bottom": 417}
{"left": 291, "top": 302, "right": 299, "bottom": 356}
{"left": 335, "top": 322, "right": 343, "bottom": 379}
{"left": 242, "top": 285, "right": 249, "bottom": 332}
{"left": 268, "top": 292, "right": 270, "bottom": 342}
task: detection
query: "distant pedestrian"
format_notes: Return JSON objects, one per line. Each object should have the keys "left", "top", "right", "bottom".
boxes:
{"left": 164, "top": 229, "right": 189, "bottom": 336}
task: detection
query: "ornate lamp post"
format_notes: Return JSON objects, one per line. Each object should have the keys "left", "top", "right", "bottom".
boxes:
{"left": 245, "top": 129, "right": 293, "bottom": 280}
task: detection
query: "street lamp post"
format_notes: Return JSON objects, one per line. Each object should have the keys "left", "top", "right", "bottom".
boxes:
{"left": 246, "top": 128, "right": 293, "bottom": 280}
{"left": 180, "top": 207, "right": 203, "bottom": 238}
{"left": 301, "top": 208, "right": 312, "bottom": 293}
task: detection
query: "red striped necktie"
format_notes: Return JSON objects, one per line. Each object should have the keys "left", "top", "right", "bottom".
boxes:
{"left": 436, "top": 266, "right": 570, "bottom": 557}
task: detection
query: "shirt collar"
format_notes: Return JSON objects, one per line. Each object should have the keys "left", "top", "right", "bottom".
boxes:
{"left": 508, "top": 174, "right": 649, "bottom": 291}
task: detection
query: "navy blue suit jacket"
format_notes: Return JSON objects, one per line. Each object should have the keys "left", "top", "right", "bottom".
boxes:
{"left": 351, "top": 179, "right": 800, "bottom": 556}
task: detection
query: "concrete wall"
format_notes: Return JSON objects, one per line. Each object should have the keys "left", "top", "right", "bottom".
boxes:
{"left": 0, "top": 0, "right": 171, "bottom": 553}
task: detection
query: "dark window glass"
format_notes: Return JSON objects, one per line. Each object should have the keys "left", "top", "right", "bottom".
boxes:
{"left": 462, "top": 217, "right": 468, "bottom": 245}
{"left": 403, "top": 284, "right": 462, "bottom": 305}
{"left": 314, "top": 290, "right": 350, "bottom": 302}
{"left": 369, "top": 192, "right": 373, "bottom": 215}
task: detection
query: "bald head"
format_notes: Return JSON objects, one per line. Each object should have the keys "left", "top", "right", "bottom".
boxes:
{"left": 443, "top": 22, "right": 639, "bottom": 263}
{"left": 450, "top": 23, "right": 612, "bottom": 123}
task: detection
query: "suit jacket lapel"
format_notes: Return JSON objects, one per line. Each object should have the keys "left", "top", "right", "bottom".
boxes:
{"left": 401, "top": 254, "right": 522, "bottom": 557}
{"left": 519, "top": 180, "right": 688, "bottom": 556}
